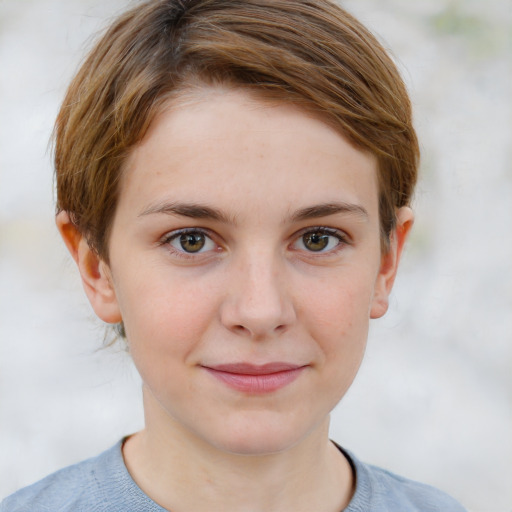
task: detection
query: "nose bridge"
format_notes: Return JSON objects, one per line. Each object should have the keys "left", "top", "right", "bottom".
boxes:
{"left": 221, "top": 244, "right": 295, "bottom": 338}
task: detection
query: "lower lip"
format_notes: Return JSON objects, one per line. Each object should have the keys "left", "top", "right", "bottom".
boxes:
{"left": 203, "top": 367, "right": 305, "bottom": 393}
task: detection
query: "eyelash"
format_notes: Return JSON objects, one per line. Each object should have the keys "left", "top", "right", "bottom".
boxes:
{"left": 159, "top": 226, "right": 350, "bottom": 260}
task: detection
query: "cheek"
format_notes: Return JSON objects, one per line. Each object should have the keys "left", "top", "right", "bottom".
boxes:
{"left": 116, "top": 271, "right": 222, "bottom": 362}
{"left": 300, "top": 270, "right": 376, "bottom": 356}
{"left": 303, "top": 278, "right": 373, "bottom": 405}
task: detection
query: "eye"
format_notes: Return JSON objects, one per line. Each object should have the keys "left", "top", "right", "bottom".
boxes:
{"left": 165, "top": 229, "right": 217, "bottom": 254}
{"left": 292, "top": 228, "right": 346, "bottom": 253}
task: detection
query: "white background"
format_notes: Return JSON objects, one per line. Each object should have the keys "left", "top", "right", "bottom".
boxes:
{"left": 0, "top": 0, "right": 511, "bottom": 510}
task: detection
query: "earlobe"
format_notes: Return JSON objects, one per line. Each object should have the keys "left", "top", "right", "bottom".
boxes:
{"left": 370, "top": 207, "right": 414, "bottom": 319}
{"left": 56, "top": 211, "right": 122, "bottom": 324}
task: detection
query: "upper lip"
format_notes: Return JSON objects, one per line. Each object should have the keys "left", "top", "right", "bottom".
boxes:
{"left": 202, "top": 362, "right": 305, "bottom": 375}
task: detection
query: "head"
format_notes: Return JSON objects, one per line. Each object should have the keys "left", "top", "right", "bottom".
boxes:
{"left": 55, "top": 0, "right": 418, "bottom": 263}
{"left": 54, "top": 0, "right": 419, "bottom": 456}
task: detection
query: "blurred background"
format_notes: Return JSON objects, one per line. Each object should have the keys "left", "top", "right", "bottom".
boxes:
{"left": 0, "top": 0, "right": 510, "bottom": 510}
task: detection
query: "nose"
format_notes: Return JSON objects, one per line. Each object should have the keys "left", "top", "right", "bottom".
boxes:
{"left": 219, "top": 250, "right": 296, "bottom": 339}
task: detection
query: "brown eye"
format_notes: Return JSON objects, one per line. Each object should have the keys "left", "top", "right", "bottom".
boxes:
{"left": 164, "top": 228, "right": 218, "bottom": 259}
{"left": 178, "top": 233, "right": 206, "bottom": 253}
{"left": 302, "top": 232, "right": 330, "bottom": 251}
{"left": 292, "top": 228, "right": 344, "bottom": 254}
{"left": 166, "top": 230, "right": 216, "bottom": 255}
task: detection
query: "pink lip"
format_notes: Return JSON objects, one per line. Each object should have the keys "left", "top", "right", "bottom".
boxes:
{"left": 202, "top": 363, "right": 307, "bottom": 393}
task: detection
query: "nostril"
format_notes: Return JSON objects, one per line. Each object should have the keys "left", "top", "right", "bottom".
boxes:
{"left": 229, "top": 322, "right": 287, "bottom": 338}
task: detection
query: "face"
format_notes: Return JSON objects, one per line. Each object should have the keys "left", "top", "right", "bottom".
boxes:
{"left": 67, "top": 88, "right": 410, "bottom": 456}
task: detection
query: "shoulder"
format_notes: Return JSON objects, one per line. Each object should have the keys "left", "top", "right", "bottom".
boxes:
{"left": 342, "top": 448, "right": 467, "bottom": 512}
{"left": 0, "top": 443, "right": 119, "bottom": 512}
{"left": 0, "top": 440, "right": 163, "bottom": 512}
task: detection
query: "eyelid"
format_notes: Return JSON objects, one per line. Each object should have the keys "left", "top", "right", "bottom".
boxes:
{"left": 294, "top": 225, "right": 350, "bottom": 240}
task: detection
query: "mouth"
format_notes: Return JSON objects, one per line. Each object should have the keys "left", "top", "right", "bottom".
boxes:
{"left": 201, "top": 362, "right": 307, "bottom": 393}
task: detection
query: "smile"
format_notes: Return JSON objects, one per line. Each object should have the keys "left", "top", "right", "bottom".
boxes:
{"left": 201, "top": 363, "right": 307, "bottom": 393}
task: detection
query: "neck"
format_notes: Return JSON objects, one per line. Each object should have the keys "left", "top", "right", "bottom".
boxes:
{"left": 123, "top": 390, "right": 354, "bottom": 512}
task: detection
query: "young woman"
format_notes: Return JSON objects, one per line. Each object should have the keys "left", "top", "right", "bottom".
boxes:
{"left": 1, "top": 1, "right": 466, "bottom": 510}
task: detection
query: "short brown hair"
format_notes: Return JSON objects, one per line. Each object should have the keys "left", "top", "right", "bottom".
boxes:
{"left": 54, "top": 0, "right": 419, "bottom": 260}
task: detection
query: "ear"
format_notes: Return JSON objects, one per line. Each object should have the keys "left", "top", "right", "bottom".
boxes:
{"left": 56, "top": 211, "right": 122, "bottom": 324}
{"left": 370, "top": 207, "right": 414, "bottom": 319}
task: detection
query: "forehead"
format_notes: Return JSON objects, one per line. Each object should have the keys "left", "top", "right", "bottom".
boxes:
{"left": 119, "top": 87, "right": 379, "bottom": 223}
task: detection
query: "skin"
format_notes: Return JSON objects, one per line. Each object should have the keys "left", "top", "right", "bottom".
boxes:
{"left": 57, "top": 88, "right": 413, "bottom": 512}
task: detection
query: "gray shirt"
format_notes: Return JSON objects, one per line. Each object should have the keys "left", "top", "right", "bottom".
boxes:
{"left": 1, "top": 440, "right": 466, "bottom": 511}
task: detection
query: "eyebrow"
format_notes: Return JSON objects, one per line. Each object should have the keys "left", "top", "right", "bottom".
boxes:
{"left": 139, "top": 200, "right": 368, "bottom": 224}
{"left": 139, "top": 201, "right": 234, "bottom": 224}
{"left": 290, "top": 202, "right": 369, "bottom": 222}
